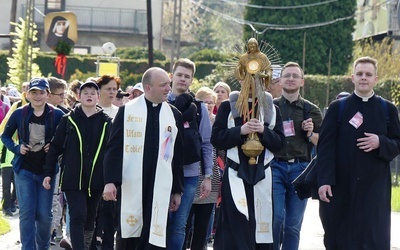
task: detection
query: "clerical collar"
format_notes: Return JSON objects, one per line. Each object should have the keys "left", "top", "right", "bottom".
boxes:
{"left": 144, "top": 97, "right": 160, "bottom": 107}
{"left": 354, "top": 90, "right": 374, "bottom": 102}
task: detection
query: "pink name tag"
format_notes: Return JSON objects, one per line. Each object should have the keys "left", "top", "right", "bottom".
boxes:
{"left": 283, "top": 120, "right": 295, "bottom": 137}
{"left": 183, "top": 121, "right": 190, "bottom": 128}
{"left": 349, "top": 112, "right": 363, "bottom": 129}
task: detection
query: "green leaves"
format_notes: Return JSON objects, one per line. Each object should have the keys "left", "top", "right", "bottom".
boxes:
{"left": 244, "top": 0, "right": 356, "bottom": 75}
{"left": 6, "top": 6, "right": 42, "bottom": 85}
{"left": 54, "top": 40, "right": 72, "bottom": 56}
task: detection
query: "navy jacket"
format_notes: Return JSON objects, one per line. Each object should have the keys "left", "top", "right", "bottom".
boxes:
{"left": 1, "top": 103, "right": 64, "bottom": 173}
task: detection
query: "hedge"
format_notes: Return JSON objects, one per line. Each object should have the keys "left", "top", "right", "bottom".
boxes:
{"left": 1, "top": 52, "right": 398, "bottom": 110}
{"left": 303, "top": 74, "right": 396, "bottom": 109}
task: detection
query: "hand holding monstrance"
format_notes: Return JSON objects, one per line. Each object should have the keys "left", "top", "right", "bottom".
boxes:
{"left": 235, "top": 38, "right": 272, "bottom": 164}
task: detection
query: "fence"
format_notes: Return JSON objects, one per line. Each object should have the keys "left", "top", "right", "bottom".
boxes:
{"left": 22, "top": 4, "right": 147, "bottom": 34}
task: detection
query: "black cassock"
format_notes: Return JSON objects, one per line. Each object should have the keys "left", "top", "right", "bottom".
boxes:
{"left": 211, "top": 100, "right": 285, "bottom": 250}
{"left": 317, "top": 94, "right": 400, "bottom": 250}
{"left": 104, "top": 99, "right": 184, "bottom": 250}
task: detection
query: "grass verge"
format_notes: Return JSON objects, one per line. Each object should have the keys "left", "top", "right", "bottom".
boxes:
{"left": 0, "top": 214, "right": 11, "bottom": 235}
{"left": 392, "top": 186, "right": 400, "bottom": 212}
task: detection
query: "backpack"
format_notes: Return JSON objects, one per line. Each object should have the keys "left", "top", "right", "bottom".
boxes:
{"left": 170, "top": 92, "right": 204, "bottom": 166}
{"left": 189, "top": 91, "right": 203, "bottom": 127}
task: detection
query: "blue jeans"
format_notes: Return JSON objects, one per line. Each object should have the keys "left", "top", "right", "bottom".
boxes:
{"left": 15, "top": 169, "right": 55, "bottom": 250}
{"left": 167, "top": 176, "right": 199, "bottom": 250}
{"left": 271, "top": 160, "right": 308, "bottom": 250}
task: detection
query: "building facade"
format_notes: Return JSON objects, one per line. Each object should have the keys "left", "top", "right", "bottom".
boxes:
{"left": 353, "top": 0, "right": 400, "bottom": 40}
{"left": 0, "top": 0, "right": 163, "bottom": 54}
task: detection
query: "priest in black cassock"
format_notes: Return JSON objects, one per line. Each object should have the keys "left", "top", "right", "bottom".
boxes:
{"left": 211, "top": 84, "right": 285, "bottom": 249}
{"left": 102, "top": 67, "right": 184, "bottom": 250}
{"left": 317, "top": 56, "right": 400, "bottom": 249}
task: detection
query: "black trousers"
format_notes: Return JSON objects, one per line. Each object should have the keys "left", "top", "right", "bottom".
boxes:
{"left": 65, "top": 189, "right": 102, "bottom": 250}
{"left": 1, "top": 167, "right": 16, "bottom": 211}
{"left": 184, "top": 203, "right": 214, "bottom": 250}
{"left": 93, "top": 199, "right": 119, "bottom": 250}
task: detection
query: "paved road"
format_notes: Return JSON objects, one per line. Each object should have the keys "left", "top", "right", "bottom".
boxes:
{"left": 1, "top": 198, "right": 400, "bottom": 249}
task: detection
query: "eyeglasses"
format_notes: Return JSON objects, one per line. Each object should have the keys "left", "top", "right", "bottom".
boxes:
{"left": 204, "top": 101, "right": 215, "bottom": 105}
{"left": 282, "top": 73, "right": 303, "bottom": 79}
{"left": 51, "top": 92, "right": 67, "bottom": 98}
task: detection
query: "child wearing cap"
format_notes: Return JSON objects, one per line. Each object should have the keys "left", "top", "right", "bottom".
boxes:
{"left": 43, "top": 80, "right": 112, "bottom": 250}
{"left": 1, "top": 77, "right": 64, "bottom": 249}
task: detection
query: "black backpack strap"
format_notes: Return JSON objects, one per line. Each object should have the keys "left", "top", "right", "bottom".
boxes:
{"left": 46, "top": 105, "right": 55, "bottom": 144}
{"left": 303, "top": 101, "right": 312, "bottom": 140}
{"left": 62, "top": 115, "right": 72, "bottom": 150}
{"left": 20, "top": 105, "right": 29, "bottom": 144}
{"left": 378, "top": 96, "right": 390, "bottom": 128}
{"left": 337, "top": 96, "right": 389, "bottom": 127}
{"left": 194, "top": 100, "right": 202, "bottom": 128}
{"left": 189, "top": 91, "right": 203, "bottom": 128}
{"left": 303, "top": 101, "right": 311, "bottom": 120}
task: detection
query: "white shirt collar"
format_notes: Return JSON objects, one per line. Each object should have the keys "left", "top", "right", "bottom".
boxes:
{"left": 354, "top": 90, "right": 374, "bottom": 102}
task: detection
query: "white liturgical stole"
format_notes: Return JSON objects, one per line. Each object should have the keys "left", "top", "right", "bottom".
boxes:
{"left": 226, "top": 100, "right": 276, "bottom": 243}
{"left": 121, "top": 95, "right": 177, "bottom": 247}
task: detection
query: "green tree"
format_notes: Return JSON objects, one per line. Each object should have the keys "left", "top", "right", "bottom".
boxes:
{"left": 194, "top": 3, "right": 243, "bottom": 52}
{"left": 351, "top": 38, "right": 400, "bottom": 80}
{"left": 163, "top": 0, "right": 244, "bottom": 57}
{"left": 244, "top": 0, "right": 356, "bottom": 75}
{"left": 7, "top": 6, "right": 42, "bottom": 87}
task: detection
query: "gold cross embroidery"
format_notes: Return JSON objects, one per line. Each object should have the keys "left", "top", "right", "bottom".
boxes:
{"left": 258, "top": 222, "right": 269, "bottom": 233}
{"left": 126, "top": 215, "right": 138, "bottom": 227}
{"left": 256, "top": 199, "right": 268, "bottom": 233}
{"left": 238, "top": 198, "right": 247, "bottom": 207}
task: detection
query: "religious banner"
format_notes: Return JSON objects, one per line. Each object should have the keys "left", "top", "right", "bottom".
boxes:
{"left": 44, "top": 12, "right": 78, "bottom": 78}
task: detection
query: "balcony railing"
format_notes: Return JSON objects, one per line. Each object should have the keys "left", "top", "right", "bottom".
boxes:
{"left": 22, "top": 4, "right": 147, "bottom": 34}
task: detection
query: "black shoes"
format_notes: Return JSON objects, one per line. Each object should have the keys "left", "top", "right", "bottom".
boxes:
{"left": 2, "top": 209, "right": 13, "bottom": 217}
{"left": 59, "top": 238, "right": 73, "bottom": 250}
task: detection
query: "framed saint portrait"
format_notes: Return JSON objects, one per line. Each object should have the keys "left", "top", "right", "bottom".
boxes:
{"left": 44, "top": 12, "right": 77, "bottom": 50}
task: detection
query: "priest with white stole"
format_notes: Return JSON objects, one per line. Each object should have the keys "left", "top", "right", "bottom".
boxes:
{"left": 102, "top": 67, "right": 184, "bottom": 250}
{"left": 211, "top": 38, "right": 285, "bottom": 250}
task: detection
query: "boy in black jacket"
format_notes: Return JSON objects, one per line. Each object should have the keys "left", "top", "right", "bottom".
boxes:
{"left": 43, "top": 80, "right": 112, "bottom": 250}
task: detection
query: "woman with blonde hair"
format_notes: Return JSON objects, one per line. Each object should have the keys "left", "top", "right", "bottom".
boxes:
{"left": 212, "top": 82, "right": 231, "bottom": 115}
{"left": 196, "top": 87, "right": 217, "bottom": 123}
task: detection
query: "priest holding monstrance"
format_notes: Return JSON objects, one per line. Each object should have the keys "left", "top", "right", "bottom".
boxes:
{"left": 211, "top": 38, "right": 285, "bottom": 249}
